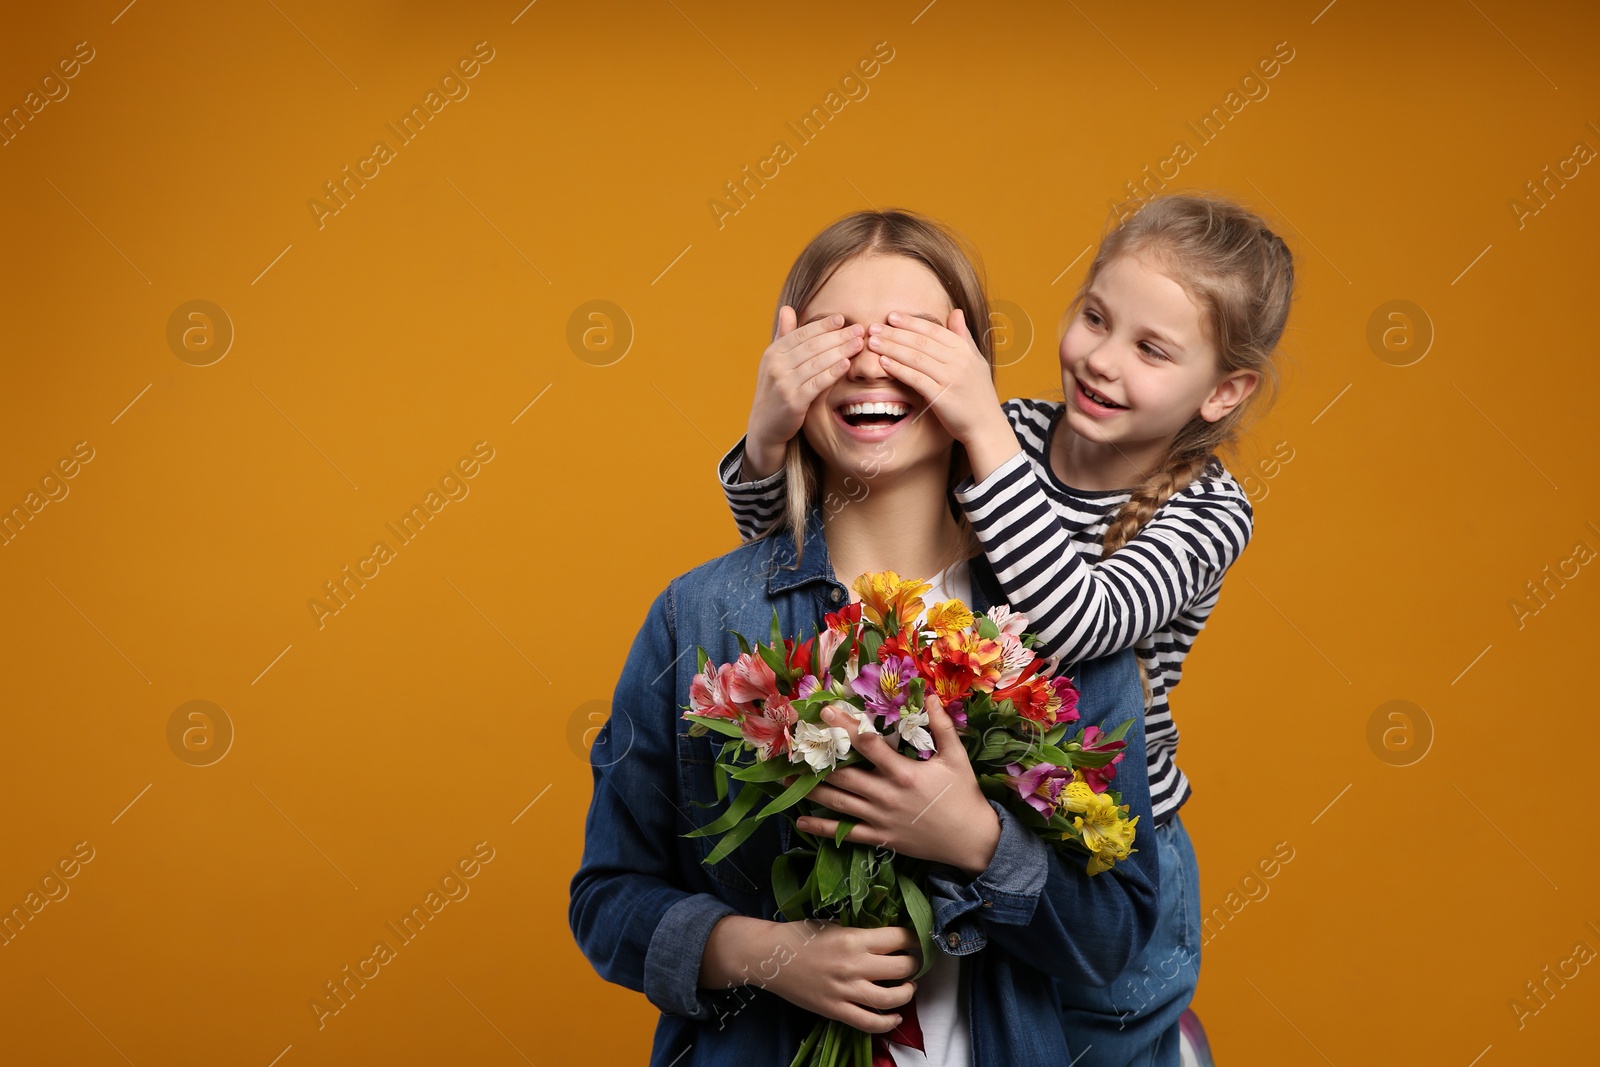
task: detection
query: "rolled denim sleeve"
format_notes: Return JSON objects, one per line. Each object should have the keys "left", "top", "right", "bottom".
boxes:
{"left": 927, "top": 800, "right": 1049, "bottom": 948}
{"left": 923, "top": 648, "right": 1160, "bottom": 986}
{"left": 568, "top": 584, "right": 741, "bottom": 1021}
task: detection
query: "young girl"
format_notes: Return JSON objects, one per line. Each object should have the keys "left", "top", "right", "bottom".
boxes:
{"left": 716, "top": 194, "right": 1295, "bottom": 1064}
{"left": 570, "top": 210, "right": 1161, "bottom": 1067}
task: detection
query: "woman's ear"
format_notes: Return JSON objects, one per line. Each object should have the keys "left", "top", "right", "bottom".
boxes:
{"left": 1199, "top": 369, "right": 1260, "bottom": 423}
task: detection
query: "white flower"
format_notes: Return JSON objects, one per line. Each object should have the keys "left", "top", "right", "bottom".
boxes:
{"left": 994, "top": 633, "right": 1034, "bottom": 689}
{"left": 833, "top": 701, "right": 878, "bottom": 736}
{"left": 790, "top": 719, "right": 852, "bottom": 772}
{"left": 896, "top": 707, "right": 935, "bottom": 753}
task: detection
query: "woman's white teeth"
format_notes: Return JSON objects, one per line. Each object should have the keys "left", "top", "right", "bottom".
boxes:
{"left": 842, "top": 401, "right": 910, "bottom": 417}
{"left": 1083, "top": 385, "right": 1123, "bottom": 408}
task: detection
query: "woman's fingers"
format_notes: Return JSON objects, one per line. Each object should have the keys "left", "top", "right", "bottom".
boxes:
{"left": 834, "top": 1003, "right": 906, "bottom": 1034}
{"left": 850, "top": 978, "right": 918, "bottom": 1011}
{"left": 794, "top": 814, "right": 890, "bottom": 846}
{"left": 924, "top": 693, "right": 968, "bottom": 767}
{"left": 859, "top": 948, "right": 922, "bottom": 983}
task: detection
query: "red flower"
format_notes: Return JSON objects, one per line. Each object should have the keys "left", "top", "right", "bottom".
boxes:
{"left": 784, "top": 635, "right": 816, "bottom": 677}
{"left": 824, "top": 603, "right": 862, "bottom": 631}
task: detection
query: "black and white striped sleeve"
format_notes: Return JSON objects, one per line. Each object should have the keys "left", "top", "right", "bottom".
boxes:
{"left": 716, "top": 433, "right": 787, "bottom": 542}
{"left": 952, "top": 452, "right": 1253, "bottom": 663}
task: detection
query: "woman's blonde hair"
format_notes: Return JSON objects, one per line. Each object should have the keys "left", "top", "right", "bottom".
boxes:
{"left": 1068, "top": 193, "right": 1296, "bottom": 556}
{"left": 760, "top": 209, "right": 996, "bottom": 572}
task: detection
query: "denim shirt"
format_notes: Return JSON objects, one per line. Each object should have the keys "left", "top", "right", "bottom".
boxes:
{"left": 569, "top": 504, "right": 1160, "bottom": 1066}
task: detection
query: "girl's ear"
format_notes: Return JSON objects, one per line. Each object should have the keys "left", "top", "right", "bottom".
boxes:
{"left": 1200, "top": 369, "right": 1260, "bottom": 423}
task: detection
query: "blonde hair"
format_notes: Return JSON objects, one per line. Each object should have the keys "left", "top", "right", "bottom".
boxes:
{"left": 1068, "top": 193, "right": 1295, "bottom": 557}
{"left": 760, "top": 209, "right": 996, "bottom": 573}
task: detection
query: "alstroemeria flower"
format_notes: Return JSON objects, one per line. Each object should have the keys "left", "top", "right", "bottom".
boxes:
{"left": 993, "top": 633, "right": 1034, "bottom": 689}
{"left": 895, "top": 707, "right": 934, "bottom": 754}
{"left": 831, "top": 701, "right": 878, "bottom": 737}
{"left": 852, "top": 654, "right": 917, "bottom": 726}
{"left": 689, "top": 661, "right": 742, "bottom": 721}
{"left": 796, "top": 674, "right": 823, "bottom": 700}
{"left": 852, "top": 572, "right": 932, "bottom": 628}
{"left": 815, "top": 626, "right": 847, "bottom": 677}
{"left": 824, "top": 602, "right": 862, "bottom": 631}
{"left": 1067, "top": 783, "right": 1137, "bottom": 874}
{"left": 1045, "top": 676, "right": 1080, "bottom": 727}
{"left": 790, "top": 719, "right": 852, "bottom": 772}
{"left": 985, "top": 605, "right": 1029, "bottom": 640}
{"left": 726, "top": 652, "right": 779, "bottom": 705}
{"left": 741, "top": 696, "right": 797, "bottom": 761}
{"left": 784, "top": 636, "right": 815, "bottom": 677}
{"left": 1079, "top": 725, "right": 1126, "bottom": 793}
{"left": 1005, "top": 761, "right": 1072, "bottom": 816}
{"left": 928, "top": 630, "right": 1003, "bottom": 700}
{"left": 922, "top": 599, "right": 975, "bottom": 639}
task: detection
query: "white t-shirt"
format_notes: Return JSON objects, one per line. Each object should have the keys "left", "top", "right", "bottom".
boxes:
{"left": 889, "top": 560, "right": 973, "bottom": 1067}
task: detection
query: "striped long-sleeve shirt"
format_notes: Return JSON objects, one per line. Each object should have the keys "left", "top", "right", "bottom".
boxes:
{"left": 716, "top": 398, "right": 1254, "bottom": 825}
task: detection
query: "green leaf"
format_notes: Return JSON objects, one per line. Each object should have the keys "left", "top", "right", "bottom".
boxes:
{"left": 753, "top": 769, "right": 824, "bottom": 820}
{"left": 703, "top": 814, "right": 764, "bottom": 865}
{"left": 830, "top": 635, "right": 853, "bottom": 676}
{"left": 684, "top": 713, "right": 743, "bottom": 739}
{"left": 683, "top": 783, "right": 762, "bottom": 839}
{"left": 1100, "top": 716, "right": 1135, "bottom": 744}
{"left": 897, "top": 872, "right": 937, "bottom": 981}
{"left": 734, "top": 631, "right": 751, "bottom": 656}
{"left": 771, "top": 853, "right": 800, "bottom": 915}
{"left": 696, "top": 646, "right": 708, "bottom": 674}
{"left": 833, "top": 819, "right": 856, "bottom": 846}
{"left": 815, "top": 836, "right": 847, "bottom": 905}
{"left": 977, "top": 615, "right": 999, "bottom": 640}
{"left": 858, "top": 628, "right": 883, "bottom": 664}
{"left": 788, "top": 1020, "right": 824, "bottom": 1067}
{"left": 731, "top": 759, "right": 803, "bottom": 783}
{"left": 757, "top": 640, "right": 793, "bottom": 685}
{"left": 848, "top": 845, "right": 870, "bottom": 916}
{"left": 770, "top": 606, "right": 783, "bottom": 648}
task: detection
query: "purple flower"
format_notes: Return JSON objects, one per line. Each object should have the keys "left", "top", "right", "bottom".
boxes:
{"left": 850, "top": 654, "right": 917, "bottom": 726}
{"left": 1004, "top": 762, "right": 1072, "bottom": 817}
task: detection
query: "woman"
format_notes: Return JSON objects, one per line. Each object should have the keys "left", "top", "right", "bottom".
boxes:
{"left": 568, "top": 210, "right": 1159, "bottom": 1066}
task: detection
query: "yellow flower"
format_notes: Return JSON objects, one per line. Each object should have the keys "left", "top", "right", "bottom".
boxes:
{"left": 852, "top": 571, "right": 933, "bottom": 627}
{"left": 923, "top": 599, "right": 975, "bottom": 638}
{"left": 1062, "top": 770, "right": 1137, "bottom": 874}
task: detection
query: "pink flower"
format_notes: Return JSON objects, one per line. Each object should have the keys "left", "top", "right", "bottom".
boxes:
{"left": 727, "top": 652, "right": 779, "bottom": 705}
{"left": 1047, "top": 676, "right": 1080, "bottom": 726}
{"left": 689, "top": 662, "right": 742, "bottom": 721}
{"left": 1079, "top": 725, "right": 1126, "bottom": 793}
{"left": 741, "top": 695, "right": 797, "bottom": 761}
{"left": 1004, "top": 761, "right": 1071, "bottom": 817}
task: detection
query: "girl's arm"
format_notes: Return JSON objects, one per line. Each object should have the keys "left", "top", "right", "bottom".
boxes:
{"left": 951, "top": 417, "right": 1253, "bottom": 664}
{"left": 719, "top": 434, "right": 786, "bottom": 542}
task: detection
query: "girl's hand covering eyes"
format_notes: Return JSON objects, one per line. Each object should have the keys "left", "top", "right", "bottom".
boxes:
{"left": 867, "top": 309, "right": 1019, "bottom": 480}
{"left": 741, "top": 306, "right": 862, "bottom": 481}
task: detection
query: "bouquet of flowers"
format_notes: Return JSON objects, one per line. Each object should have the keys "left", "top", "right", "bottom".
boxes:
{"left": 682, "top": 571, "right": 1138, "bottom": 1067}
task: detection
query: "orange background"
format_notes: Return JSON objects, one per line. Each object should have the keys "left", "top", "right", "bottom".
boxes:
{"left": 2, "top": 1, "right": 1597, "bottom": 1063}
